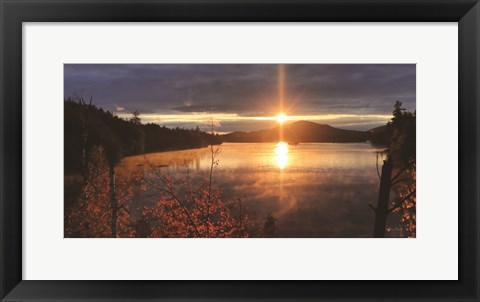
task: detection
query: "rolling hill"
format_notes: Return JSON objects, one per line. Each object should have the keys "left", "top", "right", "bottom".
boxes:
{"left": 221, "top": 121, "right": 370, "bottom": 143}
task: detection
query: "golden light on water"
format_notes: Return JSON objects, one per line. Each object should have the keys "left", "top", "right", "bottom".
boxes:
{"left": 274, "top": 142, "right": 289, "bottom": 170}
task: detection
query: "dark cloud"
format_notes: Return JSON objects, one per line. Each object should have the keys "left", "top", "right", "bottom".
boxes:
{"left": 64, "top": 64, "right": 415, "bottom": 131}
{"left": 172, "top": 104, "right": 241, "bottom": 113}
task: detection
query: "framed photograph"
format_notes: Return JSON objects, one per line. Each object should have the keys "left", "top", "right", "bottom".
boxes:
{"left": 1, "top": 0, "right": 479, "bottom": 301}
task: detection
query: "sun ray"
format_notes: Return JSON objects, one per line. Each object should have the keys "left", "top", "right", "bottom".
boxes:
{"left": 278, "top": 64, "right": 286, "bottom": 141}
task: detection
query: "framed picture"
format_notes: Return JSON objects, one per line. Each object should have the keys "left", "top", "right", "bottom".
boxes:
{"left": 1, "top": 0, "right": 478, "bottom": 301}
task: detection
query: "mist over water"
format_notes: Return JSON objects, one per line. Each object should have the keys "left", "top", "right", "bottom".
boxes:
{"left": 119, "top": 142, "right": 388, "bottom": 238}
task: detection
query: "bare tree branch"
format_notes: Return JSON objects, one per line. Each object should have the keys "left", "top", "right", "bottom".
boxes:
{"left": 143, "top": 155, "right": 202, "bottom": 237}
{"left": 375, "top": 153, "right": 381, "bottom": 180}
{"left": 388, "top": 190, "right": 416, "bottom": 213}
{"left": 117, "top": 204, "right": 130, "bottom": 215}
{"left": 391, "top": 162, "right": 413, "bottom": 182}
{"left": 392, "top": 178, "right": 408, "bottom": 186}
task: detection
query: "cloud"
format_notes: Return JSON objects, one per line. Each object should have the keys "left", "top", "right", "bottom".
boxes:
{"left": 172, "top": 103, "right": 248, "bottom": 113}
{"left": 183, "top": 99, "right": 193, "bottom": 107}
{"left": 64, "top": 64, "right": 415, "bottom": 131}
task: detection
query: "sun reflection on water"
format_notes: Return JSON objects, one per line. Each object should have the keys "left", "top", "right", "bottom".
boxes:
{"left": 274, "top": 142, "right": 289, "bottom": 170}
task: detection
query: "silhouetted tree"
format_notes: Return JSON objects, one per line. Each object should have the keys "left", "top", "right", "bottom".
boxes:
{"left": 65, "top": 99, "right": 220, "bottom": 175}
{"left": 371, "top": 102, "right": 416, "bottom": 237}
{"left": 130, "top": 110, "right": 142, "bottom": 125}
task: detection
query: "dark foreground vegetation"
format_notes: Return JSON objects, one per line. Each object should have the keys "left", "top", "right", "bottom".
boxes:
{"left": 370, "top": 101, "right": 416, "bottom": 238}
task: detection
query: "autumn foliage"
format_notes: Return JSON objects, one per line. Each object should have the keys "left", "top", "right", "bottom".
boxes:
{"left": 65, "top": 146, "right": 136, "bottom": 238}
{"left": 139, "top": 146, "right": 252, "bottom": 238}
{"left": 392, "top": 163, "right": 416, "bottom": 238}
{"left": 65, "top": 145, "right": 253, "bottom": 238}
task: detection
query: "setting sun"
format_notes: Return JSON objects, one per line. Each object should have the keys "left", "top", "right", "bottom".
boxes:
{"left": 276, "top": 113, "right": 287, "bottom": 123}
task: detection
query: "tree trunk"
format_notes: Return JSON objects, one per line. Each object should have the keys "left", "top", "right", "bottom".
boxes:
{"left": 109, "top": 163, "right": 117, "bottom": 238}
{"left": 373, "top": 155, "right": 393, "bottom": 238}
{"left": 80, "top": 112, "right": 88, "bottom": 182}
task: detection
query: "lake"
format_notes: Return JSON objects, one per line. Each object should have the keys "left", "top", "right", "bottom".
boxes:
{"left": 118, "top": 142, "right": 389, "bottom": 238}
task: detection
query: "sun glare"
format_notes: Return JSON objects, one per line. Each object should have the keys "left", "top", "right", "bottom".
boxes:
{"left": 276, "top": 113, "right": 287, "bottom": 123}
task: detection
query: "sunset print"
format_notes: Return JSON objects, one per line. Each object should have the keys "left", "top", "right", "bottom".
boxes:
{"left": 64, "top": 64, "right": 416, "bottom": 238}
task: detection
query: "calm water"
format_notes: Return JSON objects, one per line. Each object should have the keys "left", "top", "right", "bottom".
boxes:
{"left": 118, "top": 143, "right": 387, "bottom": 238}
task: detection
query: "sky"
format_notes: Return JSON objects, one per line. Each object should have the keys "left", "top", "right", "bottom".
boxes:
{"left": 64, "top": 64, "right": 416, "bottom": 132}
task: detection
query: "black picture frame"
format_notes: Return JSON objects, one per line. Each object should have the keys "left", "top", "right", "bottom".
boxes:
{"left": 1, "top": 0, "right": 479, "bottom": 301}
